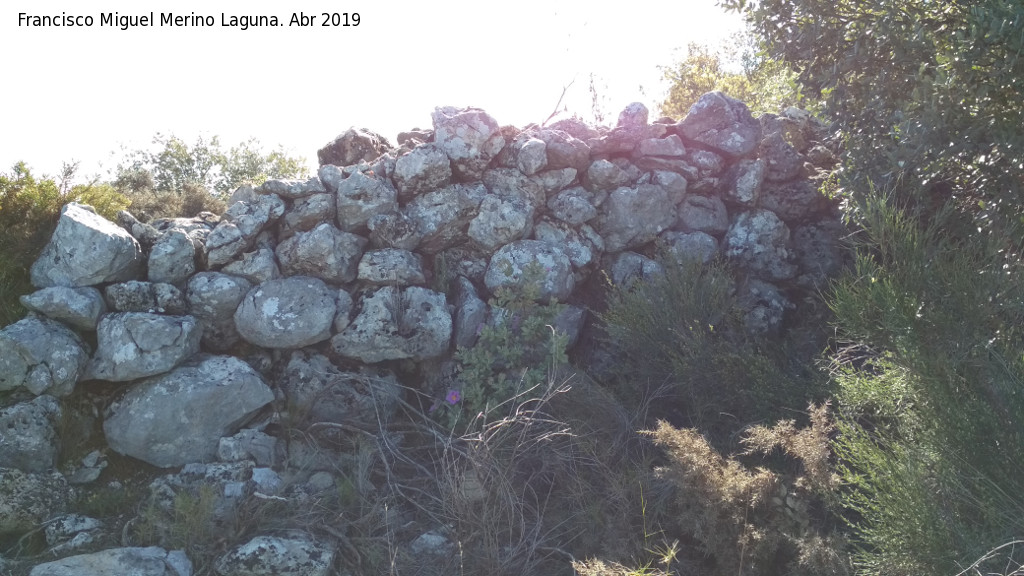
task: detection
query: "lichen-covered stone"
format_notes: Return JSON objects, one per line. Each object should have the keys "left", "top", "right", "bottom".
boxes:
{"left": 0, "top": 396, "right": 61, "bottom": 473}
{"left": 484, "top": 240, "right": 574, "bottom": 301}
{"left": 0, "top": 315, "right": 89, "bottom": 397}
{"left": 30, "top": 203, "right": 143, "bottom": 288}
{"left": 332, "top": 286, "right": 452, "bottom": 363}
{"left": 234, "top": 277, "right": 337, "bottom": 349}
{"left": 275, "top": 223, "right": 366, "bottom": 284}
{"left": 88, "top": 313, "right": 201, "bottom": 382}
{"left": 19, "top": 286, "right": 106, "bottom": 331}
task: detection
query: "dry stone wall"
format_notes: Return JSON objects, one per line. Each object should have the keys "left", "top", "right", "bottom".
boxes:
{"left": 0, "top": 91, "right": 845, "bottom": 575}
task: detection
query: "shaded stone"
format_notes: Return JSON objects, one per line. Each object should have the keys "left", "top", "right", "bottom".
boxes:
{"left": 484, "top": 240, "right": 574, "bottom": 301}
{"left": 19, "top": 286, "right": 106, "bottom": 331}
{"left": 724, "top": 158, "right": 766, "bottom": 207}
{"left": 0, "top": 468, "right": 70, "bottom": 536}
{"left": 529, "top": 167, "right": 578, "bottom": 194}
{"left": 606, "top": 251, "right": 664, "bottom": 287}
{"left": 392, "top": 143, "right": 452, "bottom": 200}
{"left": 185, "top": 272, "right": 253, "bottom": 352}
{"left": 0, "top": 395, "right": 61, "bottom": 473}
{"left": 281, "top": 351, "right": 401, "bottom": 426}
{"left": 357, "top": 248, "right": 426, "bottom": 286}
{"left": 516, "top": 136, "right": 548, "bottom": 175}
{"left": 738, "top": 279, "right": 792, "bottom": 335}
{"left": 637, "top": 134, "right": 686, "bottom": 157}
{"left": 404, "top": 183, "right": 487, "bottom": 254}
{"left": 759, "top": 178, "right": 831, "bottom": 224}
{"left": 148, "top": 229, "right": 196, "bottom": 285}
{"left": 583, "top": 160, "right": 631, "bottom": 193}
{"left": 103, "top": 355, "right": 273, "bottom": 467}
{"left": 332, "top": 286, "right": 452, "bottom": 363}
{"left": 594, "top": 185, "right": 678, "bottom": 252}
{"left": 367, "top": 211, "right": 424, "bottom": 251}
{"left": 760, "top": 131, "right": 804, "bottom": 182}
{"left": 214, "top": 535, "right": 334, "bottom": 576}
{"left": 547, "top": 187, "right": 598, "bottom": 226}
{"left": 482, "top": 168, "right": 546, "bottom": 209}
{"left": 234, "top": 277, "right": 337, "bottom": 349}
{"left": 678, "top": 194, "right": 729, "bottom": 235}
{"left": 277, "top": 193, "right": 336, "bottom": 241}
{"left": 533, "top": 218, "right": 601, "bottom": 271}
{"left": 31, "top": 203, "right": 143, "bottom": 288}
{"left": 723, "top": 209, "right": 797, "bottom": 280}
{"left": 335, "top": 170, "right": 399, "bottom": 232}
{"left": 28, "top": 546, "right": 190, "bottom": 576}
{"left": 468, "top": 195, "right": 534, "bottom": 252}
{"left": 660, "top": 230, "right": 719, "bottom": 265}
{"left": 538, "top": 129, "right": 591, "bottom": 171}
{"left": 207, "top": 195, "right": 286, "bottom": 267}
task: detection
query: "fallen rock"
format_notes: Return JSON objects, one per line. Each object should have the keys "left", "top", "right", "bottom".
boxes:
{"left": 28, "top": 546, "right": 191, "bottom": 576}
{"left": 103, "top": 355, "right": 274, "bottom": 467}
{"left": 30, "top": 203, "right": 143, "bottom": 288}
{"left": 281, "top": 351, "right": 401, "bottom": 426}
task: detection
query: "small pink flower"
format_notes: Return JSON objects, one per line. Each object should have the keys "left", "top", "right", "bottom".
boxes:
{"left": 445, "top": 389, "right": 462, "bottom": 405}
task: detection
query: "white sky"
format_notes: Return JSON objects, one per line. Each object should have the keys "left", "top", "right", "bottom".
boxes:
{"left": 1, "top": 0, "right": 743, "bottom": 180}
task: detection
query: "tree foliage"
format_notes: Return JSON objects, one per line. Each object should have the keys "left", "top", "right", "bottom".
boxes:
{"left": 659, "top": 34, "right": 805, "bottom": 119}
{"left": 115, "top": 134, "right": 308, "bottom": 197}
{"left": 723, "top": 0, "right": 1024, "bottom": 224}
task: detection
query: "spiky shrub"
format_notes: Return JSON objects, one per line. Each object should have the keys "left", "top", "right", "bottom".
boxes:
{"left": 437, "top": 262, "right": 568, "bottom": 432}
{"left": 600, "top": 255, "right": 816, "bottom": 445}
{"left": 648, "top": 405, "right": 850, "bottom": 576}
{"left": 829, "top": 194, "right": 1024, "bottom": 575}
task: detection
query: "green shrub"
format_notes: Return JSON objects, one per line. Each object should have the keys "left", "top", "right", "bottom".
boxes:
{"left": 829, "top": 194, "right": 1024, "bottom": 574}
{"left": 600, "top": 255, "right": 819, "bottom": 445}
{"left": 436, "top": 262, "right": 568, "bottom": 432}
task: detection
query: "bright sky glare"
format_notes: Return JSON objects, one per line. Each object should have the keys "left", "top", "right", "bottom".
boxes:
{"left": 2, "top": 0, "right": 743, "bottom": 180}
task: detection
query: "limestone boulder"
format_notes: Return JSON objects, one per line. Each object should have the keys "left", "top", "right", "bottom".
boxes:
{"left": 594, "top": 185, "right": 678, "bottom": 252}
{"left": 367, "top": 211, "right": 424, "bottom": 251}
{"left": 214, "top": 535, "right": 335, "bottom": 576}
{"left": 676, "top": 91, "right": 762, "bottom": 158}
{"left": 431, "top": 106, "right": 505, "bottom": 180}
{"left": 0, "top": 315, "right": 89, "bottom": 397}
{"left": 221, "top": 248, "right": 281, "bottom": 285}
{"left": 280, "top": 351, "right": 401, "bottom": 426}
{"left": 30, "top": 203, "right": 143, "bottom": 288}
{"left": 186, "top": 272, "right": 253, "bottom": 352}
{"left": 357, "top": 249, "right": 426, "bottom": 286}
{"left": 723, "top": 209, "right": 797, "bottom": 281}
{"left": 468, "top": 195, "right": 534, "bottom": 252}
{"left": 104, "top": 281, "right": 187, "bottom": 314}
{"left": 256, "top": 176, "right": 326, "bottom": 199}
{"left": 482, "top": 168, "right": 546, "bottom": 209}
{"left": 0, "top": 395, "right": 61, "bottom": 473}
{"left": 234, "top": 277, "right": 337, "bottom": 349}
{"left": 678, "top": 194, "right": 729, "bottom": 235}
{"left": 19, "top": 286, "right": 106, "bottom": 331}
{"left": 759, "top": 178, "right": 832, "bottom": 224}
{"left": 760, "top": 132, "right": 804, "bottom": 182}
{"left": 584, "top": 159, "right": 631, "bottom": 193}
{"left": 392, "top": 142, "right": 452, "bottom": 200}
{"left": 88, "top": 313, "right": 201, "bottom": 382}
{"left": 275, "top": 223, "right": 366, "bottom": 284}
{"left": 28, "top": 547, "right": 191, "bottom": 576}
{"left": 103, "top": 355, "right": 274, "bottom": 467}
{"left": 277, "top": 193, "right": 336, "bottom": 241}
{"left": 206, "top": 194, "right": 285, "bottom": 267}
{"left": 547, "top": 187, "right": 598, "bottom": 226}
{"left": 404, "top": 183, "right": 487, "bottom": 254}
{"left": 538, "top": 129, "right": 591, "bottom": 172}
{"left": 332, "top": 286, "right": 452, "bottom": 363}
{"left": 660, "top": 230, "right": 719, "bottom": 265}
{"left": 724, "top": 158, "right": 767, "bottom": 207}
{"left": 335, "top": 170, "right": 399, "bottom": 231}
{"left": 484, "top": 240, "right": 574, "bottom": 301}
{"left": 148, "top": 229, "right": 196, "bottom": 286}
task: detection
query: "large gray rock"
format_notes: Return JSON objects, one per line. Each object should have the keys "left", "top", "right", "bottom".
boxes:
{"left": 221, "top": 248, "right": 280, "bottom": 285}
{"left": 516, "top": 136, "right": 548, "bottom": 175}
{"left": 0, "top": 315, "right": 89, "bottom": 397}
{"left": 547, "top": 187, "right": 598, "bottom": 226}
{"left": 759, "top": 178, "right": 831, "bottom": 223}
{"left": 538, "top": 129, "right": 591, "bottom": 172}
{"left": 332, "top": 286, "right": 452, "bottom": 363}
{"left": 594, "top": 185, "right": 678, "bottom": 252}
{"left": 275, "top": 223, "right": 366, "bottom": 284}
{"left": 0, "top": 396, "right": 61, "bottom": 473}
{"left": 30, "top": 203, "right": 143, "bottom": 288}
{"left": 234, "top": 277, "right": 337, "bottom": 349}
{"left": 431, "top": 106, "right": 506, "bottom": 180}
{"left": 186, "top": 272, "right": 253, "bottom": 352}
{"left": 484, "top": 240, "right": 574, "bottom": 301}
{"left": 356, "top": 249, "right": 426, "bottom": 286}
{"left": 637, "top": 134, "right": 686, "bottom": 157}
{"left": 29, "top": 547, "right": 191, "bottom": 576}
{"left": 678, "top": 194, "right": 730, "bottom": 235}
{"left": 760, "top": 132, "right": 804, "bottom": 182}
{"left": 677, "top": 91, "right": 762, "bottom": 158}
{"left": 468, "top": 195, "right": 534, "bottom": 252}
{"left": 366, "top": 211, "right": 424, "bottom": 251}
{"left": 723, "top": 209, "right": 797, "bottom": 280}
{"left": 584, "top": 159, "right": 632, "bottom": 193}
{"left": 533, "top": 218, "right": 602, "bottom": 272}
{"left": 277, "top": 193, "right": 336, "bottom": 241}
{"left": 660, "top": 230, "right": 719, "bottom": 265}
{"left": 88, "top": 313, "right": 201, "bottom": 382}
{"left": 19, "top": 286, "right": 106, "bottom": 331}
{"left": 606, "top": 251, "right": 665, "bottom": 287}
{"left": 482, "top": 168, "right": 546, "bottom": 209}
{"left": 214, "top": 535, "right": 334, "bottom": 576}
{"left": 392, "top": 142, "right": 452, "bottom": 199}
{"left": 256, "top": 177, "right": 326, "bottom": 199}
{"left": 724, "top": 158, "right": 767, "bottom": 207}
{"left": 104, "top": 355, "right": 274, "bottom": 467}
{"left": 0, "top": 468, "right": 70, "bottom": 536}
{"left": 104, "top": 281, "right": 187, "bottom": 314}
{"left": 335, "top": 170, "right": 399, "bottom": 231}
{"left": 529, "top": 167, "right": 578, "bottom": 195}
{"left": 281, "top": 351, "right": 401, "bottom": 426}
{"left": 404, "top": 183, "right": 487, "bottom": 253}
{"left": 738, "top": 279, "right": 792, "bottom": 335}
{"left": 317, "top": 127, "right": 391, "bottom": 167}
{"left": 206, "top": 194, "right": 286, "bottom": 267}
{"left": 148, "top": 229, "right": 196, "bottom": 286}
